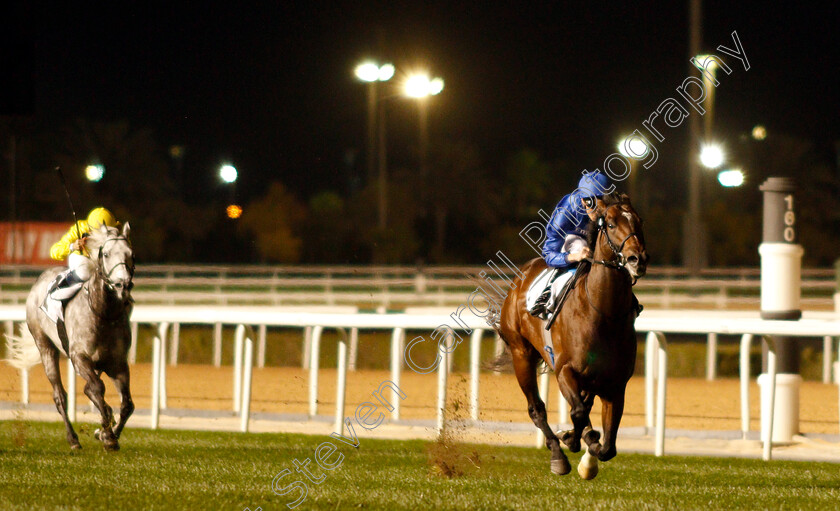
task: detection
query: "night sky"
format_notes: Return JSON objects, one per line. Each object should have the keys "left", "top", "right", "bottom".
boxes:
{"left": 6, "top": 2, "right": 840, "bottom": 202}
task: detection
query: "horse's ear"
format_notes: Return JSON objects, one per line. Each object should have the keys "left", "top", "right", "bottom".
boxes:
{"left": 122, "top": 221, "right": 131, "bottom": 238}
{"left": 590, "top": 198, "right": 607, "bottom": 220}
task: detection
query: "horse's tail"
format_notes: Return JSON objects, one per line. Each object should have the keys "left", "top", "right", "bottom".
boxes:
{"left": 482, "top": 321, "right": 514, "bottom": 373}
{"left": 484, "top": 339, "right": 513, "bottom": 373}
{"left": 4, "top": 327, "right": 41, "bottom": 370}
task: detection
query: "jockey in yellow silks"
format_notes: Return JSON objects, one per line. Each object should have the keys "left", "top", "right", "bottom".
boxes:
{"left": 42, "top": 207, "right": 120, "bottom": 307}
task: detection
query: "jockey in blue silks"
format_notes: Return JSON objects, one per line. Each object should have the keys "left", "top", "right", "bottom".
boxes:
{"left": 529, "top": 171, "right": 614, "bottom": 318}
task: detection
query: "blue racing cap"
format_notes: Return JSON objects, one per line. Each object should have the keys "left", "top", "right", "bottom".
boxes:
{"left": 577, "top": 172, "right": 612, "bottom": 199}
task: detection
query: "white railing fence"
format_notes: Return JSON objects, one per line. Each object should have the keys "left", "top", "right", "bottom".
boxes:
{"left": 2, "top": 305, "right": 840, "bottom": 461}
{"left": 1, "top": 264, "right": 836, "bottom": 309}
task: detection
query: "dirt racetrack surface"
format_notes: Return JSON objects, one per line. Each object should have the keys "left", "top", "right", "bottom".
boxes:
{"left": 1, "top": 363, "right": 838, "bottom": 435}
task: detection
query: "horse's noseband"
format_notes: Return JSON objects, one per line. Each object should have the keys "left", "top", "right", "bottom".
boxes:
{"left": 97, "top": 237, "right": 135, "bottom": 290}
{"left": 592, "top": 216, "right": 641, "bottom": 283}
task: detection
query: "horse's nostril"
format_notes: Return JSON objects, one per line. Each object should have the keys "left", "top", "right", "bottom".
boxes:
{"left": 627, "top": 255, "right": 638, "bottom": 266}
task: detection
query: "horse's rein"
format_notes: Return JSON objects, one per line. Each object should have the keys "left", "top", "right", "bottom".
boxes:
{"left": 586, "top": 216, "right": 640, "bottom": 285}
{"left": 82, "top": 236, "right": 134, "bottom": 319}
{"left": 97, "top": 237, "right": 135, "bottom": 287}
{"left": 581, "top": 216, "right": 640, "bottom": 319}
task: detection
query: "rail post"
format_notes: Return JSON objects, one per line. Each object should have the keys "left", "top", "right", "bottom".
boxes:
{"left": 469, "top": 328, "right": 483, "bottom": 421}
{"left": 706, "top": 333, "right": 717, "bottom": 381}
{"left": 308, "top": 326, "right": 324, "bottom": 417}
{"left": 240, "top": 330, "right": 254, "bottom": 433}
{"left": 348, "top": 327, "right": 359, "bottom": 371}
{"left": 169, "top": 322, "right": 180, "bottom": 366}
{"left": 335, "top": 336, "right": 348, "bottom": 435}
{"left": 212, "top": 322, "right": 223, "bottom": 367}
{"left": 257, "top": 324, "right": 267, "bottom": 368}
{"left": 234, "top": 325, "right": 245, "bottom": 412}
{"left": 390, "top": 327, "right": 405, "bottom": 420}
{"left": 436, "top": 345, "right": 448, "bottom": 434}
{"left": 739, "top": 333, "right": 755, "bottom": 439}
{"left": 758, "top": 177, "right": 803, "bottom": 444}
{"left": 151, "top": 336, "right": 161, "bottom": 429}
{"left": 644, "top": 331, "right": 657, "bottom": 432}
{"left": 653, "top": 332, "right": 668, "bottom": 457}
{"left": 157, "top": 322, "right": 169, "bottom": 409}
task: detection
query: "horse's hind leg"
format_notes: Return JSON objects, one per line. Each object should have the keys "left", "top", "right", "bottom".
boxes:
{"left": 74, "top": 354, "right": 119, "bottom": 451}
{"left": 109, "top": 363, "right": 134, "bottom": 439}
{"left": 592, "top": 389, "right": 626, "bottom": 462}
{"left": 511, "top": 346, "right": 571, "bottom": 475}
{"left": 40, "top": 344, "right": 81, "bottom": 449}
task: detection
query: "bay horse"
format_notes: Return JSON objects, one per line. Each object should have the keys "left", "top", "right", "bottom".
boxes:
{"left": 496, "top": 193, "right": 647, "bottom": 476}
{"left": 10, "top": 223, "right": 135, "bottom": 450}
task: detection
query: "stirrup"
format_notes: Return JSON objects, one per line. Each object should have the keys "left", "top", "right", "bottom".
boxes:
{"left": 529, "top": 289, "right": 550, "bottom": 317}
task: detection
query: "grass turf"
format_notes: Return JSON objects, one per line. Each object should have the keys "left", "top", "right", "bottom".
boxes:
{"left": 1, "top": 421, "right": 839, "bottom": 510}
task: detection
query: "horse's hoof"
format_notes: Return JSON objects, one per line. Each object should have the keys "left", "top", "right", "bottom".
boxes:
{"left": 560, "top": 430, "right": 581, "bottom": 452}
{"left": 94, "top": 429, "right": 100, "bottom": 440}
{"left": 596, "top": 446, "right": 616, "bottom": 462}
{"left": 550, "top": 458, "right": 572, "bottom": 475}
{"left": 70, "top": 443, "right": 82, "bottom": 451}
{"left": 103, "top": 440, "right": 120, "bottom": 452}
{"left": 577, "top": 451, "right": 599, "bottom": 480}
{"left": 583, "top": 427, "right": 601, "bottom": 446}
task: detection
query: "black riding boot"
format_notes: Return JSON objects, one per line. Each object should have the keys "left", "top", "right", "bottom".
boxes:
{"left": 529, "top": 286, "right": 551, "bottom": 319}
{"left": 632, "top": 293, "right": 644, "bottom": 316}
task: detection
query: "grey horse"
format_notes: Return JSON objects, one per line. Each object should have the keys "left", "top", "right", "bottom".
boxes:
{"left": 24, "top": 222, "right": 135, "bottom": 450}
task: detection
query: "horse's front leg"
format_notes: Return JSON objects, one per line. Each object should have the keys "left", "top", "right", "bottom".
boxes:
{"left": 73, "top": 354, "right": 119, "bottom": 451}
{"left": 556, "top": 365, "right": 591, "bottom": 452}
{"left": 109, "top": 363, "right": 134, "bottom": 439}
{"left": 591, "top": 389, "right": 626, "bottom": 462}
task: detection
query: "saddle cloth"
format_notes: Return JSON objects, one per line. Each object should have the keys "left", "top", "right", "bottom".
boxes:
{"left": 40, "top": 272, "right": 84, "bottom": 323}
{"left": 525, "top": 234, "right": 588, "bottom": 313}
{"left": 525, "top": 268, "right": 575, "bottom": 313}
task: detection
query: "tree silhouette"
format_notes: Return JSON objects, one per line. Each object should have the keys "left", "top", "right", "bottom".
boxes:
{"left": 239, "top": 182, "right": 306, "bottom": 263}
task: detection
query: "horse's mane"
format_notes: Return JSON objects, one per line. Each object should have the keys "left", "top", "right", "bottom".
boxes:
{"left": 85, "top": 225, "right": 122, "bottom": 253}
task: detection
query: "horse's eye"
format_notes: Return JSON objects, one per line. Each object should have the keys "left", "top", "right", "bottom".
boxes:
{"left": 608, "top": 224, "right": 616, "bottom": 229}
{"left": 103, "top": 252, "right": 109, "bottom": 258}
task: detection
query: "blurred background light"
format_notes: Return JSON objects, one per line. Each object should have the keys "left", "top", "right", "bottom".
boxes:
{"left": 226, "top": 204, "right": 242, "bottom": 219}
{"left": 355, "top": 62, "right": 394, "bottom": 82}
{"left": 219, "top": 164, "right": 238, "bottom": 183}
{"left": 752, "top": 125, "right": 767, "bottom": 141}
{"left": 717, "top": 168, "right": 744, "bottom": 187}
{"left": 378, "top": 63, "right": 395, "bottom": 81}
{"left": 699, "top": 144, "right": 724, "bottom": 169}
{"left": 85, "top": 164, "right": 105, "bottom": 182}
{"left": 404, "top": 74, "right": 444, "bottom": 98}
{"left": 618, "top": 136, "right": 649, "bottom": 158}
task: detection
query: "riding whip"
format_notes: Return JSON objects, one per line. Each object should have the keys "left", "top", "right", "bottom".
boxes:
{"left": 55, "top": 166, "right": 83, "bottom": 241}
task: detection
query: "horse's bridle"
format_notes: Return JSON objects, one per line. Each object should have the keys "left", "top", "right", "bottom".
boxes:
{"left": 582, "top": 214, "right": 643, "bottom": 319}
{"left": 96, "top": 236, "right": 135, "bottom": 290}
{"left": 588, "top": 215, "right": 641, "bottom": 285}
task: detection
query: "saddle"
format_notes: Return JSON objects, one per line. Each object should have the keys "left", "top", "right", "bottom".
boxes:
{"left": 40, "top": 270, "right": 84, "bottom": 323}
{"left": 39, "top": 270, "right": 86, "bottom": 357}
{"left": 526, "top": 267, "right": 578, "bottom": 321}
